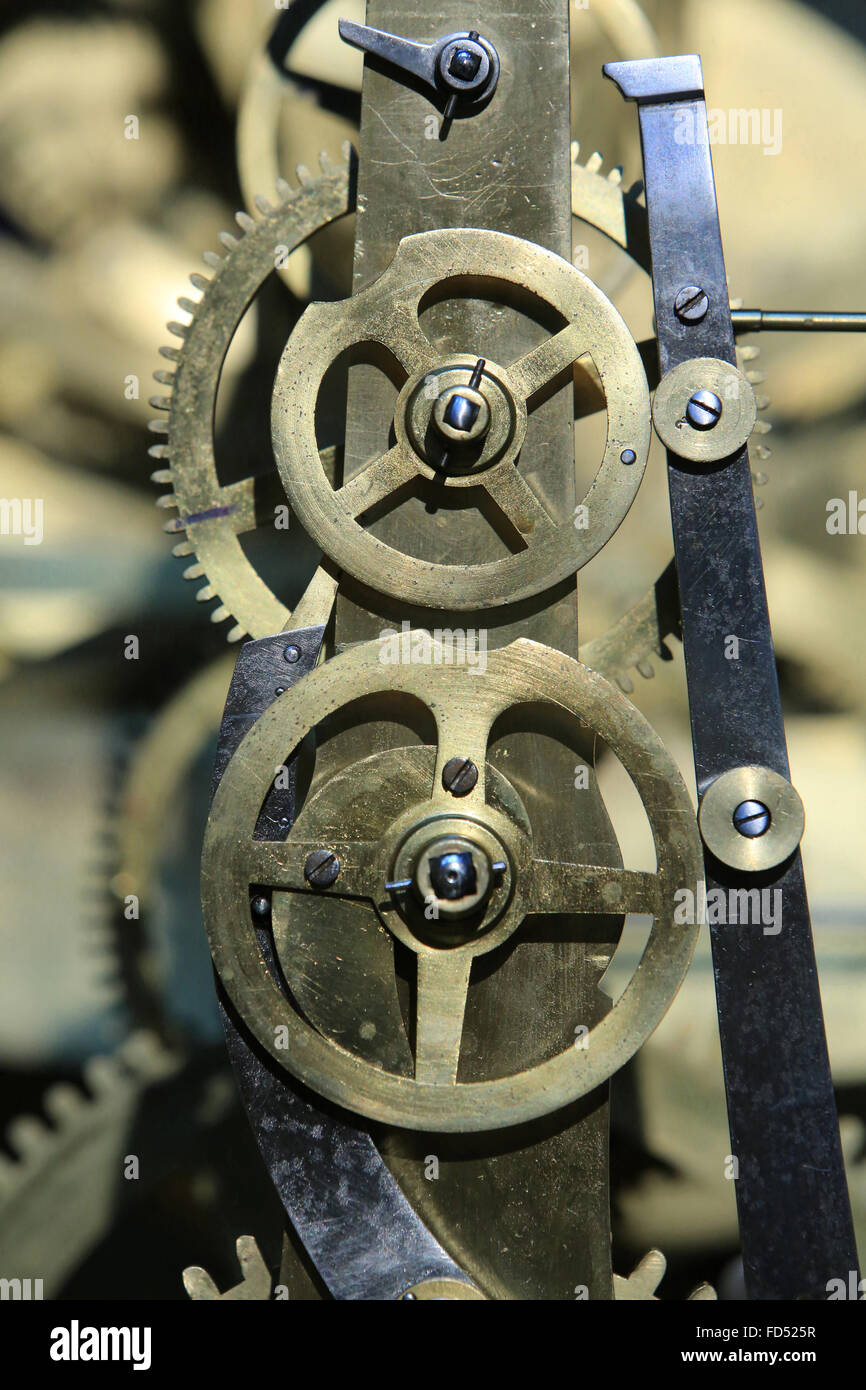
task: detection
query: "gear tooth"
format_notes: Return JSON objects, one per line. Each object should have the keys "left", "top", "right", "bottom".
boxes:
{"left": 7, "top": 1116, "right": 49, "bottom": 1157}
{"left": 254, "top": 194, "right": 273, "bottom": 215}
{"left": 218, "top": 230, "right": 239, "bottom": 251}
{"left": 275, "top": 177, "right": 292, "bottom": 202}
{"left": 586, "top": 151, "right": 603, "bottom": 173}
{"left": 754, "top": 394, "right": 771, "bottom": 411}
{"left": 341, "top": 139, "right": 353, "bottom": 163}
{"left": 317, "top": 151, "right": 336, "bottom": 175}
{"left": 150, "top": 468, "right": 172, "bottom": 484}
{"left": 189, "top": 271, "right": 210, "bottom": 291}
{"left": 183, "top": 563, "right": 204, "bottom": 580}
{"left": 571, "top": 139, "right": 581, "bottom": 165}
{"left": 83, "top": 1054, "right": 125, "bottom": 1097}
{"left": 751, "top": 470, "right": 769, "bottom": 487}
{"left": 608, "top": 165, "right": 624, "bottom": 185}
{"left": 148, "top": 395, "right": 172, "bottom": 411}
{"left": 43, "top": 1083, "right": 85, "bottom": 1125}
{"left": 196, "top": 585, "right": 215, "bottom": 603}
{"left": 158, "top": 345, "right": 182, "bottom": 363}
{"left": 164, "top": 516, "right": 186, "bottom": 533}
{"left": 636, "top": 658, "right": 654, "bottom": 679}
{"left": 295, "top": 163, "right": 314, "bottom": 186}
{"left": 156, "top": 492, "right": 179, "bottom": 510}
{"left": 754, "top": 496, "right": 764, "bottom": 510}
{"left": 210, "top": 605, "right": 231, "bottom": 623}
{"left": 227, "top": 624, "right": 246, "bottom": 643}
{"left": 147, "top": 418, "right": 169, "bottom": 434}
{"left": 753, "top": 419, "right": 772, "bottom": 435}
{"left": 147, "top": 446, "right": 170, "bottom": 462}
{"left": 617, "top": 673, "right": 635, "bottom": 694}
{"left": 729, "top": 296, "right": 744, "bottom": 310}
{"left": 120, "top": 1031, "right": 177, "bottom": 1079}
{"left": 0, "top": 1155, "right": 17, "bottom": 1190}
{"left": 753, "top": 443, "right": 772, "bottom": 461}
{"left": 172, "top": 540, "right": 195, "bottom": 557}
{"left": 203, "top": 250, "right": 223, "bottom": 269}
{"left": 235, "top": 210, "right": 256, "bottom": 232}
{"left": 152, "top": 368, "right": 174, "bottom": 386}
{"left": 738, "top": 344, "right": 760, "bottom": 361}
{"left": 176, "top": 296, "right": 198, "bottom": 316}
{"left": 166, "top": 320, "right": 189, "bottom": 340}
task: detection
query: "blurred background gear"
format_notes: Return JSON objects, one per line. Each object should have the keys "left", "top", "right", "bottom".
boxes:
{"left": 1, "top": 0, "right": 865, "bottom": 1298}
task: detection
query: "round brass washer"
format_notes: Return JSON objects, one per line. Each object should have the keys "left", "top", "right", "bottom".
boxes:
{"left": 399, "top": 355, "right": 522, "bottom": 479}
{"left": 388, "top": 810, "right": 517, "bottom": 944}
{"left": 652, "top": 357, "right": 757, "bottom": 463}
{"left": 698, "top": 764, "right": 805, "bottom": 873}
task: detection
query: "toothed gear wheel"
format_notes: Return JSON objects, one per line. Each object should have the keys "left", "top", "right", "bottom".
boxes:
{"left": 613, "top": 1249, "right": 716, "bottom": 1301}
{"left": 150, "top": 147, "right": 354, "bottom": 642}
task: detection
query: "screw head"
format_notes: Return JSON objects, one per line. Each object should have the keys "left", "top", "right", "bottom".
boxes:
{"left": 304, "top": 848, "right": 341, "bottom": 888}
{"left": 674, "top": 286, "right": 709, "bottom": 324}
{"left": 250, "top": 894, "right": 270, "bottom": 918}
{"left": 686, "top": 389, "right": 723, "bottom": 430}
{"left": 448, "top": 46, "right": 481, "bottom": 81}
{"left": 732, "top": 800, "right": 771, "bottom": 838}
{"left": 441, "top": 757, "right": 479, "bottom": 796}
{"left": 283, "top": 644, "right": 301, "bottom": 664}
{"left": 428, "top": 850, "right": 478, "bottom": 901}
{"left": 620, "top": 447, "right": 637, "bottom": 465}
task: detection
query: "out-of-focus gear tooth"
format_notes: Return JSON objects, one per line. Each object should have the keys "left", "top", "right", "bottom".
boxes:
{"left": 755, "top": 394, "right": 771, "bottom": 410}
{"left": 189, "top": 272, "right": 210, "bottom": 291}
{"left": 751, "top": 471, "right": 769, "bottom": 487}
{"left": 586, "top": 151, "right": 603, "bottom": 173}
{"left": 637, "top": 659, "right": 654, "bottom": 679}
{"left": 739, "top": 344, "right": 760, "bottom": 361}
{"left": 147, "top": 419, "right": 169, "bottom": 434}
{"left": 318, "top": 151, "right": 336, "bottom": 174}
{"left": 156, "top": 493, "right": 179, "bottom": 510}
{"left": 159, "top": 345, "right": 182, "bottom": 362}
{"left": 177, "top": 296, "right": 198, "bottom": 315}
{"left": 608, "top": 166, "right": 623, "bottom": 185}
{"left": 167, "top": 320, "right": 189, "bottom": 339}
{"left": 254, "top": 194, "right": 273, "bottom": 215}
{"left": 210, "top": 605, "right": 230, "bottom": 623}
{"left": 183, "top": 563, "right": 204, "bottom": 580}
{"left": 729, "top": 296, "right": 744, "bottom": 310}
{"left": 43, "top": 1084, "right": 84, "bottom": 1124}
{"left": 755, "top": 497, "right": 764, "bottom": 510}
{"left": 753, "top": 443, "right": 772, "bottom": 460}
{"left": 164, "top": 517, "right": 185, "bottom": 533}
{"left": 753, "top": 419, "right": 772, "bottom": 435}
{"left": 150, "top": 468, "right": 172, "bottom": 484}
{"left": 341, "top": 139, "right": 354, "bottom": 162}
{"left": 745, "top": 370, "right": 766, "bottom": 384}
{"left": 149, "top": 395, "right": 172, "bottom": 411}
{"left": 7, "top": 1117, "right": 49, "bottom": 1157}
{"left": 196, "top": 585, "right": 215, "bottom": 602}
{"left": 203, "top": 250, "right": 222, "bottom": 268}
{"left": 152, "top": 369, "right": 174, "bottom": 385}
{"left": 218, "top": 231, "right": 238, "bottom": 251}
{"left": 275, "top": 177, "right": 292, "bottom": 201}
{"left": 235, "top": 210, "right": 256, "bottom": 231}
{"left": 570, "top": 139, "right": 581, "bottom": 165}
{"left": 83, "top": 1055, "right": 125, "bottom": 1096}
{"left": 172, "top": 541, "right": 195, "bottom": 557}
{"left": 296, "top": 163, "right": 313, "bottom": 185}
{"left": 617, "top": 673, "right": 635, "bottom": 694}
{"left": 227, "top": 624, "right": 246, "bottom": 643}
{"left": 148, "top": 446, "right": 169, "bottom": 462}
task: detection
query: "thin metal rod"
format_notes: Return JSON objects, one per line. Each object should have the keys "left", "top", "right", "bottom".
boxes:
{"left": 732, "top": 310, "right": 866, "bottom": 333}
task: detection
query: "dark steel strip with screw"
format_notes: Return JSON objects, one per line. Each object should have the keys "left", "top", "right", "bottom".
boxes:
{"left": 605, "top": 55, "right": 858, "bottom": 1300}
{"left": 212, "top": 627, "right": 476, "bottom": 1299}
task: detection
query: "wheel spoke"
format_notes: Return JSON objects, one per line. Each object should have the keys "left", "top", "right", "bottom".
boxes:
{"left": 337, "top": 443, "right": 417, "bottom": 519}
{"left": 526, "top": 861, "right": 661, "bottom": 916}
{"left": 508, "top": 320, "right": 587, "bottom": 400}
{"left": 246, "top": 839, "right": 380, "bottom": 898}
{"left": 415, "top": 951, "right": 473, "bottom": 1084}
{"left": 483, "top": 465, "right": 557, "bottom": 545}
{"left": 433, "top": 706, "right": 492, "bottom": 804}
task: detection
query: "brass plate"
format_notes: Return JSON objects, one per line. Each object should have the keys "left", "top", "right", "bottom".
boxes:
{"left": 272, "top": 227, "right": 650, "bottom": 609}
{"left": 698, "top": 764, "right": 805, "bottom": 872}
{"left": 652, "top": 357, "right": 757, "bottom": 464}
{"left": 201, "top": 637, "right": 701, "bottom": 1131}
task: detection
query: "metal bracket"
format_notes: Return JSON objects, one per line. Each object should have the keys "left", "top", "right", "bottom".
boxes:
{"left": 606, "top": 55, "right": 858, "bottom": 1300}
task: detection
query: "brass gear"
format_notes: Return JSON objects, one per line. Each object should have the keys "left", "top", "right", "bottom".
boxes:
{"left": 272, "top": 225, "right": 650, "bottom": 609}
{"left": 200, "top": 636, "right": 701, "bottom": 1133}
{"left": 150, "top": 147, "right": 354, "bottom": 642}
